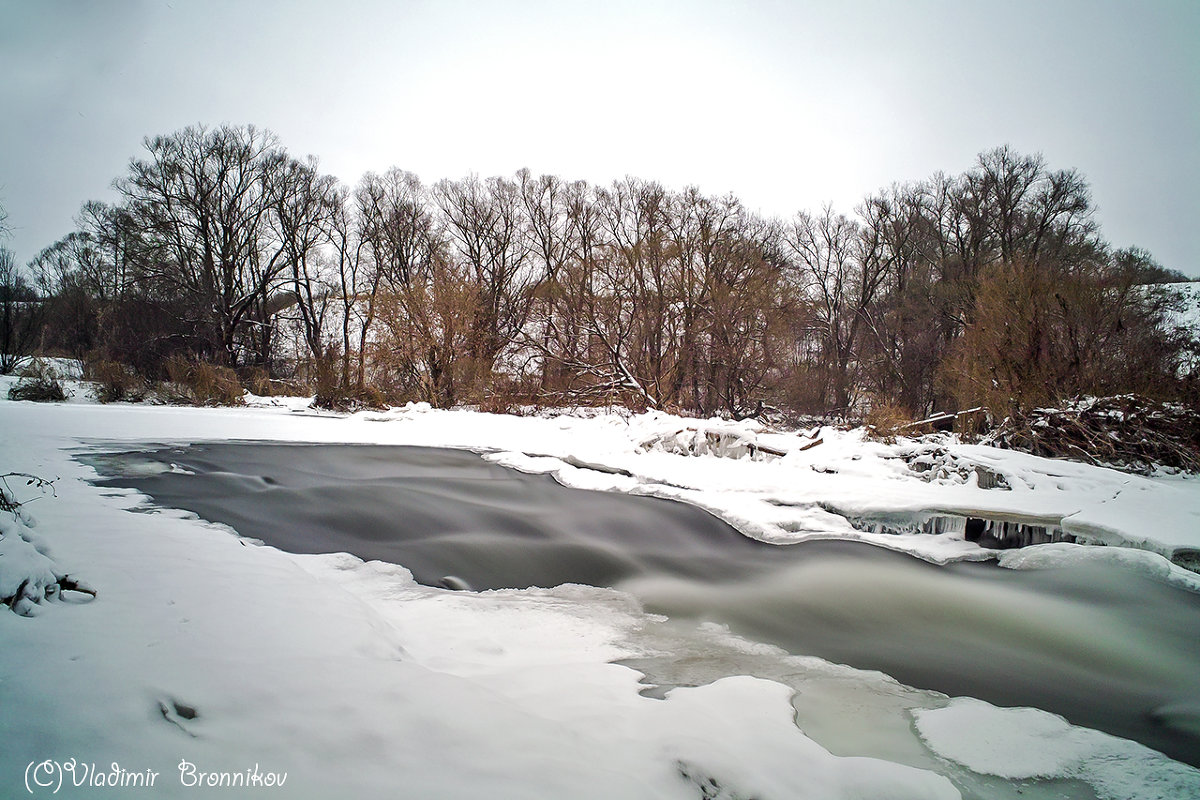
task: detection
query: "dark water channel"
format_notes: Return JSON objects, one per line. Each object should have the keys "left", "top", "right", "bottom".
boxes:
{"left": 84, "top": 443, "right": 1200, "bottom": 768}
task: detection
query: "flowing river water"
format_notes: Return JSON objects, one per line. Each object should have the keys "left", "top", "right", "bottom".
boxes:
{"left": 83, "top": 442, "right": 1200, "bottom": 776}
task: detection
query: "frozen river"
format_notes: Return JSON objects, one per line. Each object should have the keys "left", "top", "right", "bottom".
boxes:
{"left": 87, "top": 442, "right": 1200, "bottom": 770}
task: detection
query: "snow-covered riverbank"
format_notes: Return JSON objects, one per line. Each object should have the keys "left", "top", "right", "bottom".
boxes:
{"left": 2, "top": 385, "right": 1198, "bottom": 798}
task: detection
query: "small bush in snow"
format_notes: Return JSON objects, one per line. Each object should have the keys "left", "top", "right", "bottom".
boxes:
{"left": 239, "top": 365, "right": 273, "bottom": 396}
{"left": 7, "top": 360, "right": 66, "bottom": 402}
{"left": 87, "top": 358, "right": 148, "bottom": 403}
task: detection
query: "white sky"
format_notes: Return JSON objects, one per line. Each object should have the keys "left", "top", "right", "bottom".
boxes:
{"left": 1, "top": 0, "right": 1197, "bottom": 275}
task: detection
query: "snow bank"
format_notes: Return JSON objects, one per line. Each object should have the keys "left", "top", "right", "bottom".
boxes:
{"left": 4, "top": 356, "right": 85, "bottom": 380}
{"left": 0, "top": 510, "right": 63, "bottom": 615}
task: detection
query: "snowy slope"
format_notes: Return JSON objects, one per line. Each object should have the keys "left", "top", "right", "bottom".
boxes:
{"left": 1160, "top": 280, "right": 1200, "bottom": 372}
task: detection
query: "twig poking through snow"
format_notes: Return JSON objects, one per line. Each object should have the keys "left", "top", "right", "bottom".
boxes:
{"left": 0, "top": 472, "right": 58, "bottom": 515}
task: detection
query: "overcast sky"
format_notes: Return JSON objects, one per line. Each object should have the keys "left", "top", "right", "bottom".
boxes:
{"left": 2, "top": 0, "right": 1197, "bottom": 275}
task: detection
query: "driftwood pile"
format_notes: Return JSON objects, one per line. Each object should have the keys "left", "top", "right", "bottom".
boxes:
{"left": 986, "top": 396, "right": 1200, "bottom": 474}
{"left": 640, "top": 425, "right": 822, "bottom": 461}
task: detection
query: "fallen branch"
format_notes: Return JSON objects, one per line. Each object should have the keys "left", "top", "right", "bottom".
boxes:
{"left": 56, "top": 575, "right": 98, "bottom": 599}
{"left": 900, "top": 407, "right": 987, "bottom": 432}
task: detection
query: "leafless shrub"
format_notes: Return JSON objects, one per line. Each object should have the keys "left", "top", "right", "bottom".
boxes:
{"left": 162, "top": 355, "right": 243, "bottom": 406}
{"left": 938, "top": 244, "right": 1192, "bottom": 418}
{"left": 238, "top": 366, "right": 274, "bottom": 397}
{"left": 311, "top": 352, "right": 343, "bottom": 409}
{"left": 862, "top": 401, "right": 914, "bottom": 443}
{"left": 311, "top": 351, "right": 386, "bottom": 411}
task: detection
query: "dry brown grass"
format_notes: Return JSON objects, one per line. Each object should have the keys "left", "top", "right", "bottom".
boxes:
{"left": 85, "top": 359, "right": 147, "bottom": 403}
{"left": 163, "top": 355, "right": 244, "bottom": 406}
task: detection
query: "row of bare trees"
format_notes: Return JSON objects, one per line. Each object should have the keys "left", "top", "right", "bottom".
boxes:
{"left": 1, "top": 198, "right": 46, "bottom": 374}
{"left": 21, "top": 125, "right": 1198, "bottom": 418}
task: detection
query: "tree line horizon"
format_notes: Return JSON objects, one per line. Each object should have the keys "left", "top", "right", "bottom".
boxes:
{"left": 3, "top": 123, "right": 1196, "bottom": 420}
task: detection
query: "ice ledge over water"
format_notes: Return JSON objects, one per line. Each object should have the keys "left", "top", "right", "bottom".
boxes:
{"left": 481, "top": 411, "right": 1200, "bottom": 588}
{"left": 915, "top": 698, "right": 1200, "bottom": 800}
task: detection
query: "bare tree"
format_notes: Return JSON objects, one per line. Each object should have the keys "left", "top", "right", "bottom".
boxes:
{"left": 666, "top": 190, "right": 782, "bottom": 415}
{"left": 518, "top": 169, "right": 577, "bottom": 392}
{"left": 697, "top": 210, "right": 785, "bottom": 416}
{"left": 117, "top": 124, "right": 290, "bottom": 367}
{"left": 328, "top": 186, "right": 369, "bottom": 391}
{"left": 268, "top": 155, "right": 341, "bottom": 368}
{"left": 356, "top": 169, "right": 446, "bottom": 397}
{"left": 528, "top": 179, "right": 644, "bottom": 404}
{"left": 376, "top": 249, "right": 480, "bottom": 406}
{"left": 20, "top": 137, "right": 1191, "bottom": 418}
{"left": 782, "top": 207, "right": 880, "bottom": 412}
{"left": 433, "top": 175, "right": 537, "bottom": 377}
{"left": 594, "top": 178, "right": 679, "bottom": 407}
{"left": 1, "top": 248, "right": 43, "bottom": 374}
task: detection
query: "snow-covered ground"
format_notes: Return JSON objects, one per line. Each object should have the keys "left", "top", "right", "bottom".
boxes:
{"left": 2, "top": 376, "right": 1199, "bottom": 798}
